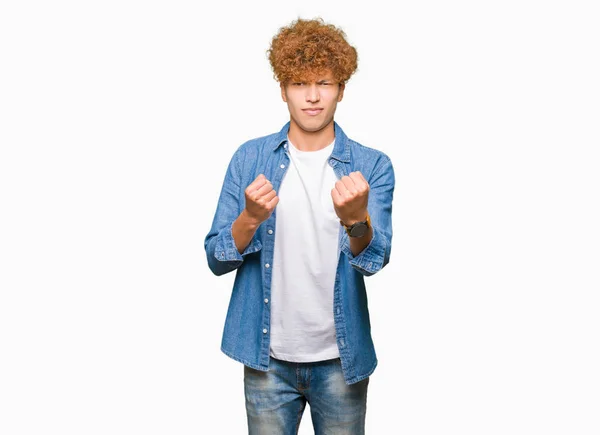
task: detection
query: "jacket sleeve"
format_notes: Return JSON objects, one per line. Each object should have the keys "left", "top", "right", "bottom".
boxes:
{"left": 340, "top": 156, "right": 395, "bottom": 277}
{"left": 204, "top": 147, "right": 262, "bottom": 276}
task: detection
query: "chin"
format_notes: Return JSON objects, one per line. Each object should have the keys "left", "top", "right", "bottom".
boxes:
{"left": 293, "top": 116, "right": 331, "bottom": 133}
{"left": 301, "top": 123, "right": 324, "bottom": 132}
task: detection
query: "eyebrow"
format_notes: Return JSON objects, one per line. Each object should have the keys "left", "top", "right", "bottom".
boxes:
{"left": 293, "top": 78, "right": 334, "bottom": 84}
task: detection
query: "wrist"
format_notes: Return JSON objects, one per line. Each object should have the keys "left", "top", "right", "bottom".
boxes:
{"left": 240, "top": 209, "right": 262, "bottom": 230}
{"left": 340, "top": 211, "right": 371, "bottom": 238}
{"left": 340, "top": 211, "right": 369, "bottom": 227}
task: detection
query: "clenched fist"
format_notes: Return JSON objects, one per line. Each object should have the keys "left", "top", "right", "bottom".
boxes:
{"left": 244, "top": 174, "right": 279, "bottom": 225}
{"left": 331, "top": 171, "right": 369, "bottom": 225}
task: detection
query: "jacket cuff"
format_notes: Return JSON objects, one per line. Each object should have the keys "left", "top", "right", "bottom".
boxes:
{"left": 214, "top": 221, "right": 262, "bottom": 263}
{"left": 341, "top": 225, "right": 387, "bottom": 276}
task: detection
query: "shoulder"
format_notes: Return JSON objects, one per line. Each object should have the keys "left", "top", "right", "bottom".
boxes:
{"left": 230, "top": 129, "right": 282, "bottom": 160}
{"left": 223, "top": 128, "right": 284, "bottom": 183}
{"left": 349, "top": 138, "right": 391, "bottom": 164}
{"left": 345, "top": 136, "right": 394, "bottom": 180}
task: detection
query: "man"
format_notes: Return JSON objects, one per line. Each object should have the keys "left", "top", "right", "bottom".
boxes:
{"left": 204, "top": 17, "right": 395, "bottom": 434}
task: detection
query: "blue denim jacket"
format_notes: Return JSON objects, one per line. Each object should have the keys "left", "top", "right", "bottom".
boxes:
{"left": 204, "top": 121, "right": 395, "bottom": 385}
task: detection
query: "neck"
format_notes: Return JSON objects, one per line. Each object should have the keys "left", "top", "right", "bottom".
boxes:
{"left": 287, "top": 118, "right": 335, "bottom": 151}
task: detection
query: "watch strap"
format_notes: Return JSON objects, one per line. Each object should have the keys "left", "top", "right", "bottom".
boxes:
{"left": 340, "top": 212, "right": 371, "bottom": 236}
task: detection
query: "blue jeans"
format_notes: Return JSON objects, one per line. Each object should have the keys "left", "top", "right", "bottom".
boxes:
{"left": 244, "top": 357, "right": 370, "bottom": 434}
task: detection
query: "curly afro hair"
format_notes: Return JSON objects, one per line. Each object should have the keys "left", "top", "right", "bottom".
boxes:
{"left": 267, "top": 17, "right": 358, "bottom": 85}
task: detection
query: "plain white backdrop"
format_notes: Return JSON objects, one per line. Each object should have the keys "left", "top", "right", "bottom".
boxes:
{"left": 1, "top": 0, "right": 599, "bottom": 434}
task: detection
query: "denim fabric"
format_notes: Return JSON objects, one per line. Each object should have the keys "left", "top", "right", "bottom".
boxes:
{"left": 204, "top": 121, "right": 395, "bottom": 385}
{"left": 244, "top": 357, "right": 369, "bottom": 435}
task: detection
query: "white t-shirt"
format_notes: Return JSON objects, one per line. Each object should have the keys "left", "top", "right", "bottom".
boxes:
{"left": 269, "top": 136, "right": 341, "bottom": 362}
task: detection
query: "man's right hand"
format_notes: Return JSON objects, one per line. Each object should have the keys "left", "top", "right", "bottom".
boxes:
{"left": 243, "top": 174, "right": 279, "bottom": 225}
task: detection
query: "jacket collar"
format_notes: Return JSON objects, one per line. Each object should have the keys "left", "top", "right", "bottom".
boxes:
{"left": 272, "top": 120, "right": 351, "bottom": 163}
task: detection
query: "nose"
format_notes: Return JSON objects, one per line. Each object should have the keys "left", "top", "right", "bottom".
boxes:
{"left": 305, "top": 84, "right": 320, "bottom": 103}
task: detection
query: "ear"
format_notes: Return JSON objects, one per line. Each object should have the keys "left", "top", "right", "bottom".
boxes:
{"left": 280, "top": 82, "right": 287, "bottom": 102}
{"left": 337, "top": 82, "right": 345, "bottom": 102}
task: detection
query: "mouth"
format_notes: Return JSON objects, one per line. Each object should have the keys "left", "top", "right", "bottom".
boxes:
{"left": 302, "top": 108, "right": 323, "bottom": 116}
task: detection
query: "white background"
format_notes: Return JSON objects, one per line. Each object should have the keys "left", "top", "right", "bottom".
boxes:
{"left": 1, "top": 1, "right": 599, "bottom": 434}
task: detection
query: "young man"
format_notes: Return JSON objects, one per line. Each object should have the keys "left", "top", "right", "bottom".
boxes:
{"left": 204, "top": 17, "right": 395, "bottom": 434}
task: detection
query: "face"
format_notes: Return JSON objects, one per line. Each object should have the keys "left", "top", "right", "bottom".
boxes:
{"left": 280, "top": 70, "right": 345, "bottom": 134}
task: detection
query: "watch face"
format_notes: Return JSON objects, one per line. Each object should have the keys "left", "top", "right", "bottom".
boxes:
{"left": 349, "top": 223, "right": 368, "bottom": 237}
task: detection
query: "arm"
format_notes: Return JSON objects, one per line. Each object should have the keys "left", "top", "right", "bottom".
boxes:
{"left": 349, "top": 224, "right": 373, "bottom": 257}
{"left": 232, "top": 210, "right": 261, "bottom": 254}
{"left": 341, "top": 157, "right": 395, "bottom": 277}
{"left": 204, "top": 149, "right": 263, "bottom": 276}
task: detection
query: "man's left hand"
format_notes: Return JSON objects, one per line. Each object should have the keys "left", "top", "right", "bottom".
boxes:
{"left": 331, "top": 171, "right": 369, "bottom": 225}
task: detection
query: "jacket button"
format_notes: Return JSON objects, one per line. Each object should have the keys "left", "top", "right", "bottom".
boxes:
{"left": 268, "top": 229, "right": 273, "bottom": 235}
{"left": 280, "top": 164, "right": 285, "bottom": 169}
{"left": 264, "top": 298, "right": 269, "bottom": 303}
{"left": 263, "top": 328, "right": 268, "bottom": 334}
{"left": 265, "top": 263, "right": 270, "bottom": 268}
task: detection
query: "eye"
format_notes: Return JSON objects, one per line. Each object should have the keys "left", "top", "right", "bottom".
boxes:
{"left": 292, "top": 82, "right": 304, "bottom": 86}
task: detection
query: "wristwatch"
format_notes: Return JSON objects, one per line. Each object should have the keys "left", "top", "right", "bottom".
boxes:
{"left": 340, "top": 213, "right": 371, "bottom": 238}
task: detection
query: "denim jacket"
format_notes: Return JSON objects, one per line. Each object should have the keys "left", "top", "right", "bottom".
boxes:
{"left": 204, "top": 121, "right": 395, "bottom": 385}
